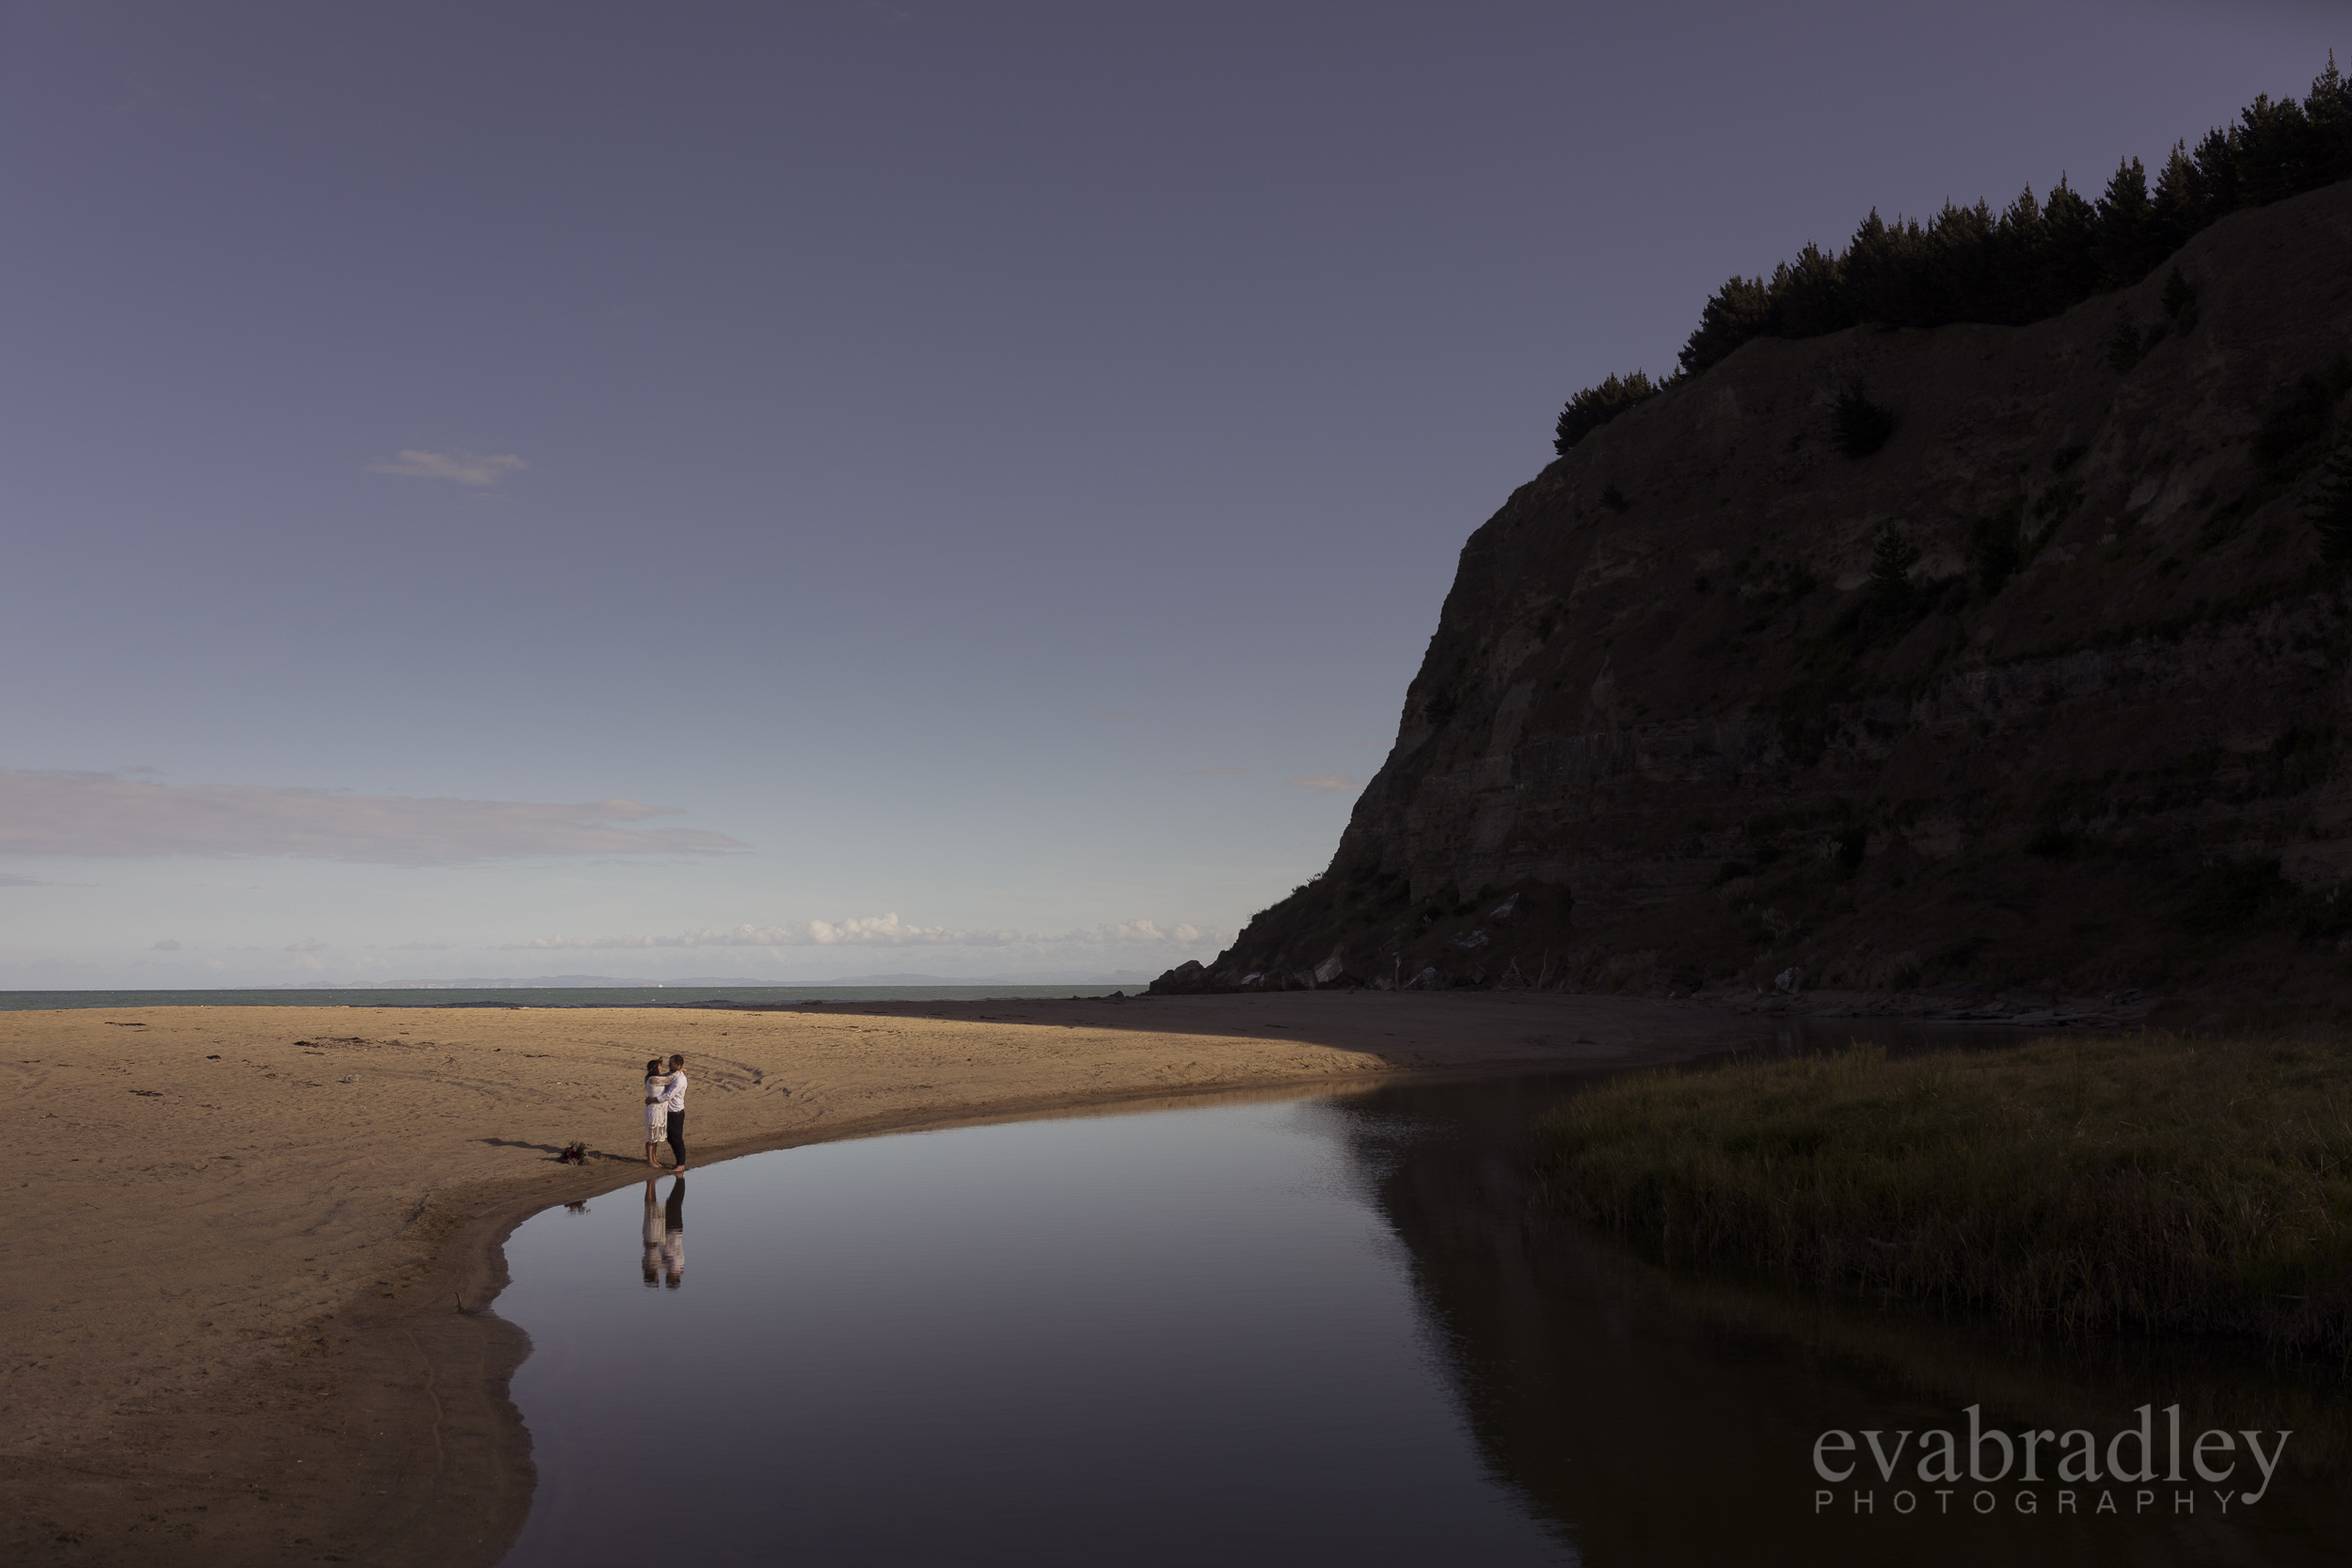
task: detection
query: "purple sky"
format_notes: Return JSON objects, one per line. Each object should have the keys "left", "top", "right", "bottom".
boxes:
{"left": 3, "top": 1, "right": 2341, "bottom": 986}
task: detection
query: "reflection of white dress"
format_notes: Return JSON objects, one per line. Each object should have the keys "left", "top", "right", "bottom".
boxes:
{"left": 644, "top": 1075, "right": 671, "bottom": 1139}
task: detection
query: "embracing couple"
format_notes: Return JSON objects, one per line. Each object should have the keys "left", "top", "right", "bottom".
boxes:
{"left": 643, "top": 1053, "right": 689, "bottom": 1173}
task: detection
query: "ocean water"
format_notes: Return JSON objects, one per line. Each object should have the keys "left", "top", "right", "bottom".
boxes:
{"left": 0, "top": 984, "right": 1132, "bottom": 1012}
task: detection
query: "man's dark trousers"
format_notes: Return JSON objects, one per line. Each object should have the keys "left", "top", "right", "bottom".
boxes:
{"left": 666, "top": 1110, "right": 687, "bottom": 1167}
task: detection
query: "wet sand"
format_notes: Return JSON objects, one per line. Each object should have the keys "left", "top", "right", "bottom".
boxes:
{"left": 0, "top": 990, "right": 1755, "bottom": 1565}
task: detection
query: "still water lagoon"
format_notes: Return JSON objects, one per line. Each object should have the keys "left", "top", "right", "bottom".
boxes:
{"left": 496, "top": 1071, "right": 2350, "bottom": 1566}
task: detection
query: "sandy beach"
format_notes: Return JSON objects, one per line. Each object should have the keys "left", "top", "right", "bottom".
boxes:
{"left": 2, "top": 990, "right": 1756, "bottom": 1565}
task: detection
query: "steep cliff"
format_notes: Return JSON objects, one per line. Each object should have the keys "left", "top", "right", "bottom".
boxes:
{"left": 1157, "top": 180, "right": 2352, "bottom": 1008}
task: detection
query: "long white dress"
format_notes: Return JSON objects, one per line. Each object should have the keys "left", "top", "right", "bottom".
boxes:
{"left": 644, "top": 1074, "right": 672, "bottom": 1141}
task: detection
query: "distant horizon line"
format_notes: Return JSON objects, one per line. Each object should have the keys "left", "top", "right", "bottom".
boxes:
{"left": 0, "top": 972, "right": 1167, "bottom": 993}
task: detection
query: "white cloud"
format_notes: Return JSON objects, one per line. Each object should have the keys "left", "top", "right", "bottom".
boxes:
{"left": 366, "top": 450, "right": 530, "bottom": 485}
{"left": 285, "top": 937, "right": 326, "bottom": 952}
{"left": 1288, "top": 773, "right": 1359, "bottom": 792}
{"left": 0, "top": 769, "right": 748, "bottom": 867}
{"left": 0, "top": 871, "right": 55, "bottom": 887}
{"left": 510, "top": 915, "right": 1216, "bottom": 951}
{"left": 151, "top": 939, "right": 181, "bottom": 950}
{"left": 1069, "top": 919, "right": 1206, "bottom": 945}
{"left": 514, "top": 914, "right": 1019, "bottom": 950}
{"left": 1179, "top": 768, "right": 1245, "bottom": 776}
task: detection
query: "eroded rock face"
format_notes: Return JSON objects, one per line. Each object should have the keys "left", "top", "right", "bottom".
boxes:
{"left": 1157, "top": 180, "right": 2352, "bottom": 1003}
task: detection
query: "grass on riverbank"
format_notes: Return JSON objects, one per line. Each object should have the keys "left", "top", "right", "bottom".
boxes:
{"left": 1539, "top": 1033, "right": 2352, "bottom": 1355}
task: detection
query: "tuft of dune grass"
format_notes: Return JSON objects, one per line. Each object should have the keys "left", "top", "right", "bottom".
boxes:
{"left": 1539, "top": 1033, "right": 2352, "bottom": 1354}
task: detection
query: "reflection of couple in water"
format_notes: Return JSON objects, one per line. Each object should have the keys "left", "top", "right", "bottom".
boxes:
{"left": 643, "top": 1175, "right": 686, "bottom": 1289}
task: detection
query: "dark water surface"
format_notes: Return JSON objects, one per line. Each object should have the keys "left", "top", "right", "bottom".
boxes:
{"left": 496, "top": 1069, "right": 2351, "bottom": 1566}
{"left": 0, "top": 984, "right": 1126, "bottom": 1010}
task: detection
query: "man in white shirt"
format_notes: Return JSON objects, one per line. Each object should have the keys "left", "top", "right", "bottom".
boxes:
{"left": 660, "top": 1053, "right": 690, "bottom": 1173}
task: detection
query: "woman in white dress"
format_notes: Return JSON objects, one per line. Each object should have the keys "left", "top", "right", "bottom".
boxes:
{"left": 642, "top": 1057, "right": 674, "bottom": 1169}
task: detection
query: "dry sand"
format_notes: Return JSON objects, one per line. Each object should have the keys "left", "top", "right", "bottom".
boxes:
{"left": 1, "top": 989, "right": 1758, "bottom": 1565}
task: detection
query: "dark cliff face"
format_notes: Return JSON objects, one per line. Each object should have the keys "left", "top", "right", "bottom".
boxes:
{"left": 1158, "top": 180, "right": 2352, "bottom": 1005}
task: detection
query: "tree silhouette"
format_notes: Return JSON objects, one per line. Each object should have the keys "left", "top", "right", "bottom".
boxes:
{"left": 1869, "top": 525, "right": 1921, "bottom": 607}
{"left": 1836, "top": 383, "right": 1896, "bottom": 458}
{"left": 1560, "top": 56, "right": 2352, "bottom": 429}
{"left": 1553, "top": 372, "right": 1661, "bottom": 455}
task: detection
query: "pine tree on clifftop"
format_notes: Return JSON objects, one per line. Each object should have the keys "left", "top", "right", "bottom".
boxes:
{"left": 1558, "top": 55, "right": 2352, "bottom": 434}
